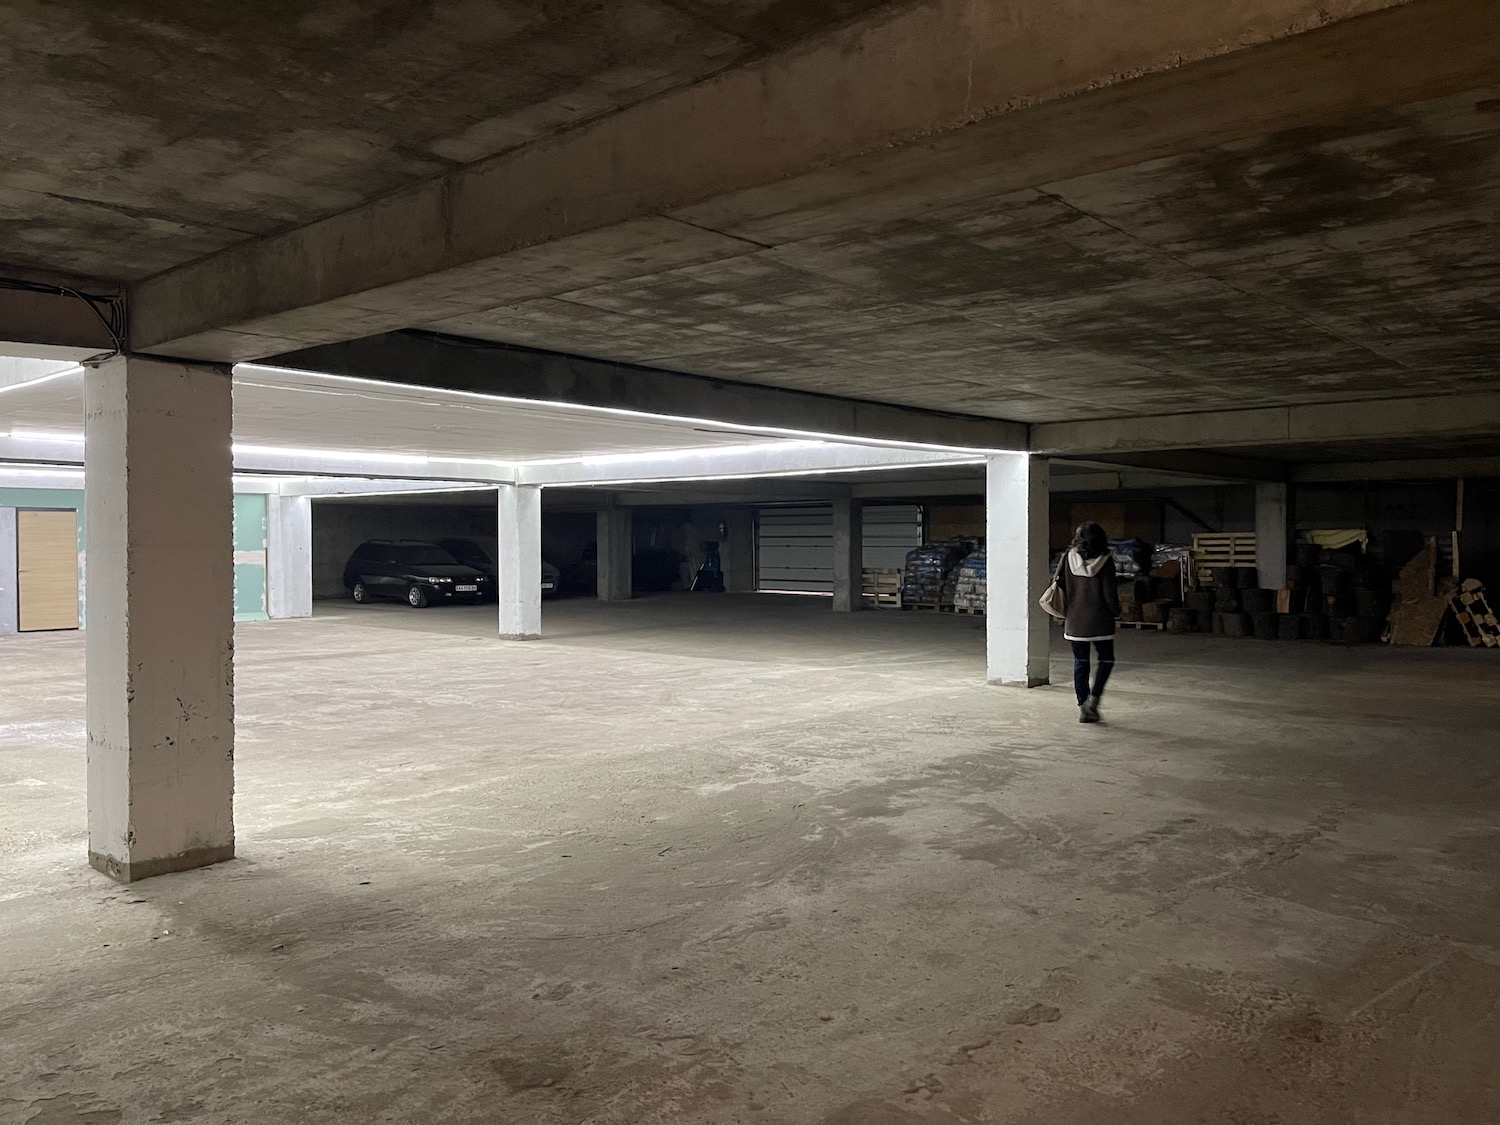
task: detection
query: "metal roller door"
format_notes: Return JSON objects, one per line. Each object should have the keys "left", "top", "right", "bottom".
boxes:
{"left": 756, "top": 503, "right": 921, "bottom": 594}
{"left": 863, "top": 505, "right": 924, "bottom": 569}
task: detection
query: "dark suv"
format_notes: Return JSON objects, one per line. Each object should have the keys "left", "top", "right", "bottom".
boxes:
{"left": 343, "top": 540, "right": 489, "bottom": 608}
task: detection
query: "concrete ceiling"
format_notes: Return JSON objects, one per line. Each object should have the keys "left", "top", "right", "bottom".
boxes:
{"left": 2, "top": 0, "right": 1495, "bottom": 449}
{"left": 0, "top": 0, "right": 901, "bottom": 279}
{"left": 422, "top": 87, "right": 1500, "bottom": 424}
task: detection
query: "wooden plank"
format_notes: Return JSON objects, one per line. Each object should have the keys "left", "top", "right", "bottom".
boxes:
{"left": 17, "top": 509, "right": 79, "bottom": 632}
{"left": 1389, "top": 538, "right": 1452, "bottom": 646}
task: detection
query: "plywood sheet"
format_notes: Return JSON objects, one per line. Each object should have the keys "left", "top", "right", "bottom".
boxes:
{"left": 17, "top": 509, "right": 78, "bottom": 632}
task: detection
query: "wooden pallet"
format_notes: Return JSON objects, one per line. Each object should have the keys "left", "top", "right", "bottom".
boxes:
{"left": 862, "top": 568, "right": 903, "bottom": 608}
{"left": 1118, "top": 620, "right": 1164, "bottom": 631}
{"left": 951, "top": 606, "right": 984, "bottom": 616}
{"left": 1452, "top": 580, "right": 1500, "bottom": 648}
{"left": 1191, "top": 532, "right": 1256, "bottom": 586}
{"left": 900, "top": 602, "right": 947, "bottom": 613}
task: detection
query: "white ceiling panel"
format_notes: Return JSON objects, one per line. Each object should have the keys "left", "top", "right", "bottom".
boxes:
{"left": 0, "top": 362, "right": 808, "bottom": 462}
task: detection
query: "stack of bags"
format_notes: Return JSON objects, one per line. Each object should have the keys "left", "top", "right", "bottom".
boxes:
{"left": 901, "top": 541, "right": 971, "bottom": 607}
{"left": 1111, "top": 538, "right": 1154, "bottom": 579}
{"left": 952, "top": 551, "right": 987, "bottom": 612}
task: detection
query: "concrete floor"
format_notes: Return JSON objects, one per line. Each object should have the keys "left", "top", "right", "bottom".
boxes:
{"left": 3, "top": 594, "right": 1498, "bottom": 1124}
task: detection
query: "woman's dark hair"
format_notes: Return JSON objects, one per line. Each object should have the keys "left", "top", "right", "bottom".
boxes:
{"left": 1072, "top": 520, "right": 1109, "bottom": 560}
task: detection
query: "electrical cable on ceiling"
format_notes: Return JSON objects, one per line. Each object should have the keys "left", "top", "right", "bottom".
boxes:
{"left": 0, "top": 276, "right": 125, "bottom": 365}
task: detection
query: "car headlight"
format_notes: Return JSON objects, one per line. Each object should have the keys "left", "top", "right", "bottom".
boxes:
{"left": 430, "top": 577, "right": 453, "bottom": 583}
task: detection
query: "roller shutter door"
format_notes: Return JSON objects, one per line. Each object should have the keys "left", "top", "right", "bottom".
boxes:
{"left": 756, "top": 504, "right": 921, "bottom": 594}
{"left": 863, "top": 505, "right": 924, "bottom": 570}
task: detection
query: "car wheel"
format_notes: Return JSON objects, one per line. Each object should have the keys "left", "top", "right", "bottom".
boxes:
{"left": 407, "top": 584, "right": 429, "bottom": 608}
{"left": 352, "top": 582, "right": 369, "bottom": 604}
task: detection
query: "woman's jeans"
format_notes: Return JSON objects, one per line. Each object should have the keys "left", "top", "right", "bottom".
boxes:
{"left": 1070, "top": 640, "right": 1116, "bottom": 705}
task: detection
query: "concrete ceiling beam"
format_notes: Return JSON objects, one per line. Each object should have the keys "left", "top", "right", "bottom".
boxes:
{"left": 0, "top": 434, "right": 520, "bottom": 484}
{"left": 278, "top": 478, "right": 500, "bottom": 497}
{"left": 850, "top": 476, "right": 985, "bottom": 500}
{"left": 229, "top": 448, "right": 514, "bottom": 483}
{"left": 550, "top": 482, "right": 854, "bottom": 507}
{"left": 1049, "top": 469, "right": 1240, "bottom": 493}
{"left": 0, "top": 265, "right": 123, "bottom": 361}
{"left": 1294, "top": 455, "right": 1500, "bottom": 482}
{"left": 516, "top": 442, "right": 983, "bottom": 487}
{"left": 264, "top": 332, "right": 1028, "bottom": 450}
{"left": 1031, "top": 391, "right": 1500, "bottom": 456}
{"left": 125, "top": 0, "right": 1491, "bottom": 364}
{"left": 1066, "top": 451, "right": 1289, "bottom": 482}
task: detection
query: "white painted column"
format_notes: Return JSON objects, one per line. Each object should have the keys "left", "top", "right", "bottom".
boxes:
{"left": 498, "top": 484, "right": 543, "bottom": 639}
{"left": 0, "top": 507, "right": 15, "bottom": 635}
{"left": 831, "top": 497, "right": 864, "bottom": 612}
{"left": 597, "top": 506, "right": 633, "bottom": 601}
{"left": 267, "top": 494, "right": 313, "bottom": 619}
{"left": 723, "top": 509, "right": 756, "bottom": 593}
{"left": 986, "top": 454, "right": 1050, "bottom": 687}
{"left": 1255, "top": 482, "right": 1292, "bottom": 590}
{"left": 85, "top": 356, "right": 235, "bottom": 882}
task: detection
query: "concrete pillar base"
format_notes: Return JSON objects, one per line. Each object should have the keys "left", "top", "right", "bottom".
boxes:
{"left": 90, "top": 844, "right": 235, "bottom": 885}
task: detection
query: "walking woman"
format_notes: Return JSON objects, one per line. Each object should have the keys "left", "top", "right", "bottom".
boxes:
{"left": 1059, "top": 521, "right": 1120, "bottom": 723}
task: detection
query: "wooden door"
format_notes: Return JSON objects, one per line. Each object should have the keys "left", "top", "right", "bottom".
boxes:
{"left": 17, "top": 509, "right": 79, "bottom": 632}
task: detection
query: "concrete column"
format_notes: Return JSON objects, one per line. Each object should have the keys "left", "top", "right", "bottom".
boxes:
{"left": 1255, "top": 482, "right": 1292, "bottom": 590}
{"left": 986, "top": 454, "right": 1050, "bottom": 688}
{"left": 723, "top": 509, "right": 756, "bottom": 593}
{"left": 85, "top": 356, "right": 235, "bottom": 882}
{"left": 498, "top": 484, "right": 543, "bottom": 638}
{"left": 266, "top": 494, "right": 312, "bottom": 619}
{"left": 597, "top": 506, "right": 632, "bottom": 601}
{"left": 0, "top": 507, "right": 15, "bottom": 635}
{"left": 831, "top": 497, "right": 864, "bottom": 612}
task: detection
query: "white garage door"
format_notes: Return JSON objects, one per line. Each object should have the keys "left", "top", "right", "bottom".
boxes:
{"left": 757, "top": 504, "right": 922, "bottom": 594}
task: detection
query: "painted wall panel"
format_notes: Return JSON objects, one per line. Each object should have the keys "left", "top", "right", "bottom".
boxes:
{"left": 232, "top": 493, "right": 268, "bottom": 621}
{"left": 0, "top": 487, "right": 270, "bottom": 626}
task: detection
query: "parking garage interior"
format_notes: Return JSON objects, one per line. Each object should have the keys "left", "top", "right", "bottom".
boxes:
{"left": 2, "top": 1, "right": 1499, "bottom": 1122}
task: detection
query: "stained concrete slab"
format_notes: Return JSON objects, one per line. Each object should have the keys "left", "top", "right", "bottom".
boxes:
{"left": 0, "top": 1, "right": 901, "bottom": 279}
{"left": 2, "top": 594, "right": 1498, "bottom": 1123}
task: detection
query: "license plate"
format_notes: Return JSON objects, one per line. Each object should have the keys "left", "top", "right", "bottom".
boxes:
{"left": 541, "top": 583, "right": 555, "bottom": 591}
{"left": 455, "top": 585, "right": 478, "bottom": 593}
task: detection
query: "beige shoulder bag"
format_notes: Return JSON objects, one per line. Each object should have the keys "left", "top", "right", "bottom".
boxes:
{"left": 1039, "top": 558, "right": 1066, "bottom": 620}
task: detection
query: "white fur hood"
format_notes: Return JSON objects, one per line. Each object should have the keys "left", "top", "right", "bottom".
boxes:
{"left": 1067, "top": 548, "right": 1111, "bottom": 577}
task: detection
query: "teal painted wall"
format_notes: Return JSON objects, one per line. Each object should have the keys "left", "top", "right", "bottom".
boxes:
{"left": 0, "top": 487, "right": 86, "bottom": 624}
{"left": 233, "top": 493, "right": 269, "bottom": 622}
{"left": 0, "top": 487, "right": 269, "bottom": 626}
